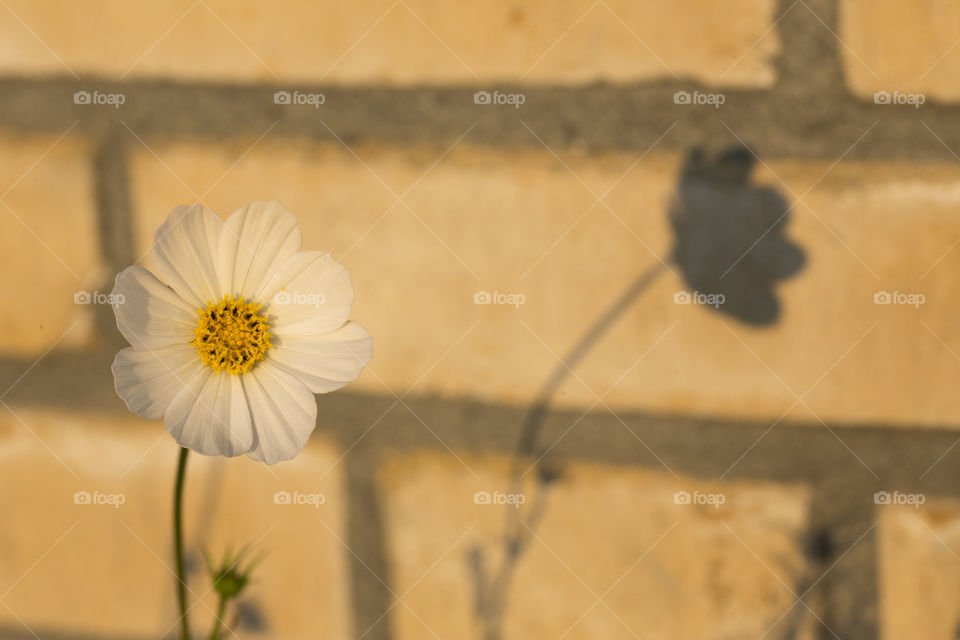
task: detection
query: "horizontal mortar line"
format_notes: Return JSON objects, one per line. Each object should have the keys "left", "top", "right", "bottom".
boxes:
{"left": 1, "top": 78, "right": 960, "bottom": 160}
{"left": 1, "top": 351, "right": 954, "bottom": 432}
{"left": 1, "top": 355, "right": 959, "bottom": 495}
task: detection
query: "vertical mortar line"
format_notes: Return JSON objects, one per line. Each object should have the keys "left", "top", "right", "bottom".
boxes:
{"left": 92, "top": 125, "right": 136, "bottom": 346}
{"left": 774, "top": 0, "right": 846, "bottom": 95}
{"left": 344, "top": 445, "right": 396, "bottom": 640}
{"left": 771, "top": 0, "right": 879, "bottom": 632}
{"left": 808, "top": 482, "right": 880, "bottom": 640}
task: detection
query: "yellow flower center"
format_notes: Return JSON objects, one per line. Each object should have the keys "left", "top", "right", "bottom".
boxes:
{"left": 192, "top": 295, "right": 271, "bottom": 375}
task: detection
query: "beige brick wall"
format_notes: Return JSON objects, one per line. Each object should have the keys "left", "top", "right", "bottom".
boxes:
{"left": 0, "top": 1, "right": 956, "bottom": 637}
{"left": 0, "top": 0, "right": 778, "bottom": 85}
{"left": 0, "top": 410, "right": 352, "bottom": 639}
{"left": 841, "top": 0, "right": 960, "bottom": 101}
{"left": 0, "top": 134, "right": 99, "bottom": 356}
{"left": 878, "top": 499, "right": 960, "bottom": 640}
{"left": 128, "top": 140, "right": 960, "bottom": 428}
{"left": 380, "top": 452, "right": 814, "bottom": 640}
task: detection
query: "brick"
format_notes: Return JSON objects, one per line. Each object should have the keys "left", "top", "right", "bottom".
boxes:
{"left": 878, "top": 498, "right": 960, "bottom": 639}
{"left": 841, "top": 0, "right": 960, "bottom": 101}
{"left": 0, "top": 134, "right": 99, "bottom": 357}
{"left": 0, "top": 0, "right": 777, "bottom": 86}
{"left": 0, "top": 408, "right": 350, "bottom": 639}
{"left": 127, "top": 140, "right": 960, "bottom": 428}
{"left": 379, "top": 452, "right": 814, "bottom": 639}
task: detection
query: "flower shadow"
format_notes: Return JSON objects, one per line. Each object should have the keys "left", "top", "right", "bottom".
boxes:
{"left": 669, "top": 146, "right": 806, "bottom": 326}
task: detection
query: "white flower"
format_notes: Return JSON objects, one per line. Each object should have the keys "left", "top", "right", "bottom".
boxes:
{"left": 110, "top": 202, "right": 372, "bottom": 464}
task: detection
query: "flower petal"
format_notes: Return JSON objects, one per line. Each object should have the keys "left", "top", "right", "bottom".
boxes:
{"left": 220, "top": 201, "right": 301, "bottom": 299}
{"left": 258, "top": 251, "right": 354, "bottom": 336}
{"left": 112, "top": 345, "right": 204, "bottom": 420}
{"left": 112, "top": 266, "right": 196, "bottom": 350}
{"left": 152, "top": 204, "right": 224, "bottom": 308}
{"left": 269, "top": 322, "right": 372, "bottom": 393}
{"left": 165, "top": 370, "right": 254, "bottom": 457}
{"left": 241, "top": 361, "right": 317, "bottom": 464}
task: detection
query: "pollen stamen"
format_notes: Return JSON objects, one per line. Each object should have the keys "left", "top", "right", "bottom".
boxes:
{"left": 192, "top": 295, "right": 271, "bottom": 375}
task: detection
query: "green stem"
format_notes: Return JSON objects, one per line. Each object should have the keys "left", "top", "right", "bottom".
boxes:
{"left": 208, "top": 595, "right": 227, "bottom": 640}
{"left": 174, "top": 447, "right": 191, "bottom": 640}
